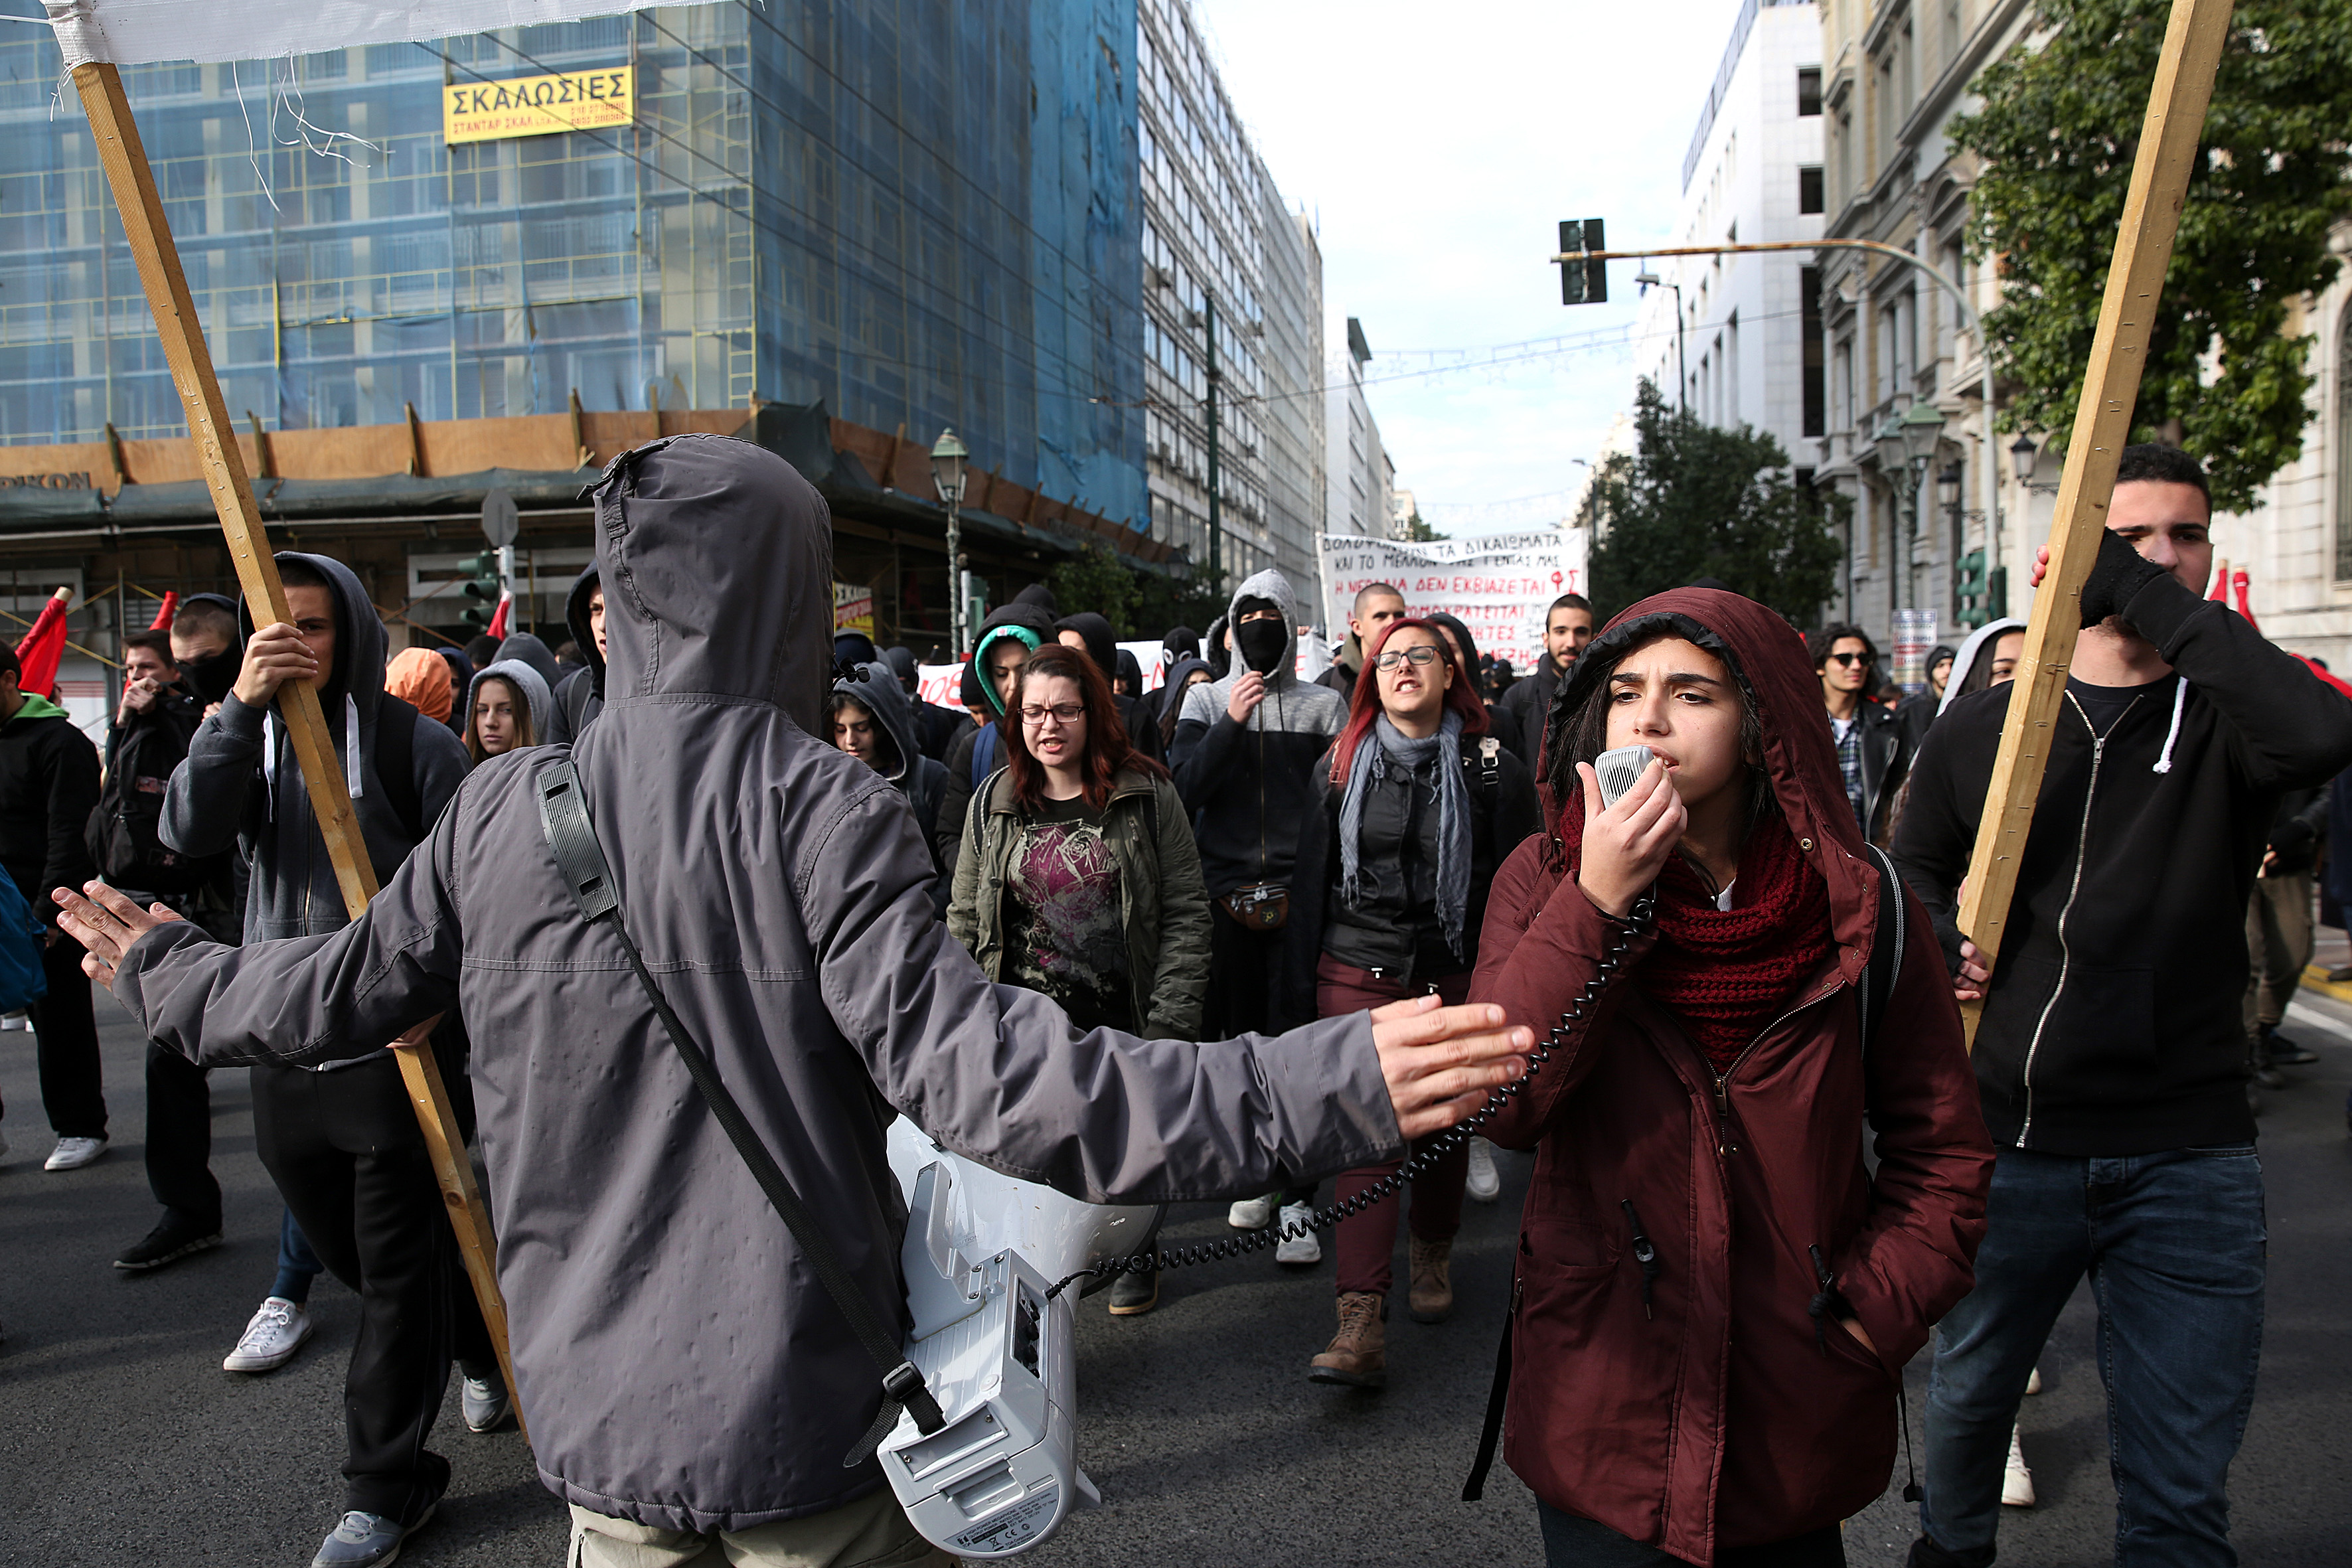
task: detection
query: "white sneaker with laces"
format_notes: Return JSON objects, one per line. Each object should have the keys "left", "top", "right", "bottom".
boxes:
{"left": 1465, "top": 1138, "right": 1501, "bottom": 1203}
{"left": 2001, "top": 1422, "right": 2035, "bottom": 1508}
{"left": 2024, "top": 1364, "right": 2043, "bottom": 1395}
{"left": 0, "top": 1010, "right": 28, "bottom": 1030}
{"left": 44, "top": 1135, "right": 107, "bottom": 1170}
{"left": 224, "top": 1296, "right": 314, "bottom": 1373}
{"left": 1274, "top": 1201, "right": 1322, "bottom": 1266}
{"left": 1227, "top": 1194, "right": 1275, "bottom": 1230}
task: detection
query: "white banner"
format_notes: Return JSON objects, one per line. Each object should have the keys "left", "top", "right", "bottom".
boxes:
{"left": 42, "top": 0, "right": 698, "bottom": 69}
{"left": 1315, "top": 528, "right": 1588, "bottom": 675}
{"left": 917, "top": 643, "right": 1176, "bottom": 710}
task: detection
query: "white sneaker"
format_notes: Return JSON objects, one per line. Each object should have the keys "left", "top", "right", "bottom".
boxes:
{"left": 2001, "top": 1422, "right": 2035, "bottom": 1508}
{"left": 2025, "top": 1364, "right": 2043, "bottom": 1395}
{"left": 0, "top": 1010, "right": 29, "bottom": 1030}
{"left": 44, "top": 1135, "right": 107, "bottom": 1170}
{"left": 224, "top": 1296, "right": 314, "bottom": 1373}
{"left": 1465, "top": 1138, "right": 1501, "bottom": 1203}
{"left": 1227, "top": 1194, "right": 1275, "bottom": 1230}
{"left": 1274, "top": 1201, "right": 1322, "bottom": 1266}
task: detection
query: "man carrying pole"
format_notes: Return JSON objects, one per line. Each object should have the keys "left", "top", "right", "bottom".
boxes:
{"left": 1883, "top": 1, "right": 2352, "bottom": 1562}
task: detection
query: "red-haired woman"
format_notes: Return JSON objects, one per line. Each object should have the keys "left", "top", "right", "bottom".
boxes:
{"left": 948, "top": 643, "right": 1212, "bottom": 1316}
{"left": 1283, "top": 617, "right": 1542, "bottom": 1384}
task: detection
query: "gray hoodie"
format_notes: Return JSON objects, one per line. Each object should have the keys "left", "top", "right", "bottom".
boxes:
{"left": 464, "top": 659, "right": 554, "bottom": 747}
{"left": 160, "top": 552, "right": 470, "bottom": 954}
{"left": 115, "top": 435, "right": 1400, "bottom": 1533}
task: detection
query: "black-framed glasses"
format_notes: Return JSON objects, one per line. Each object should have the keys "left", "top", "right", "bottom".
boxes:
{"left": 1826, "top": 652, "right": 1869, "bottom": 667}
{"left": 1372, "top": 645, "right": 1442, "bottom": 671}
{"left": 1019, "top": 702, "right": 1087, "bottom": 725}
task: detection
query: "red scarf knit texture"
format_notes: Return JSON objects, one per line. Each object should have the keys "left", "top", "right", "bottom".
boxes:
{"left": 1557, "top": 803, "right": 1834, "bottom": 1071}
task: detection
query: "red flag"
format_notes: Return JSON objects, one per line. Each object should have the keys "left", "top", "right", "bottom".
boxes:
{"left": 14, "top": 586, "right": 72, "bottom": 698}
{"left": 2294, "top": 653, "right": 2352, "bottom": 702}
{"left": 486, "top": 589, "right": 512, "bottom": 641}
{"left": 148, "top": 590, "right": 178, "bottom": 631}
{"left": 2232, "top": 569, "right": 2255, "bottom": 628}
{"left": 2207, "top": 556, "right": 2230, "bottom": 601}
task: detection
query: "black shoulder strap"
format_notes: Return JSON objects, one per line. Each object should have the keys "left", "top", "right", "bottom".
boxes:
{"left": 534, "top": 759, "right": 945, "bottom": 1464}
{"left": 375, "top": 695, "right": 424, "bottom": 844}
{"left": 1857, "top": 841, "right": 1905, "bottom": 1057}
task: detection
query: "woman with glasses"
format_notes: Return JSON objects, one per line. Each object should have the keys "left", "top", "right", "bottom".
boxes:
{"left": 948, "top": 643, "right": 1211, "bottom": 1316}
{"left": 1283, "top": 618, "right": 1541, "bottom": 1387}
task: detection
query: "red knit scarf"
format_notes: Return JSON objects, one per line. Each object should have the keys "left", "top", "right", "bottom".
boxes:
{"left": 1557, "top": 802, "right": 1833, "bottom": 1071}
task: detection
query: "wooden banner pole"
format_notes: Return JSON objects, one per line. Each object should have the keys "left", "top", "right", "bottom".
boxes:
{"left": 1953, "top": 0, "right": 2236, "bottom": 1046}
{"left": 72, "top": 62, "right": 524, "bottom": 1421}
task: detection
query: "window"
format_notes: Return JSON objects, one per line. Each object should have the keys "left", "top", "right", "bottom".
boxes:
{"left": 1797, "top": 67, "right": 1823, "bottom": 117}
{"left": 1799, "top": 166, "right": 1825, "bottom": 215}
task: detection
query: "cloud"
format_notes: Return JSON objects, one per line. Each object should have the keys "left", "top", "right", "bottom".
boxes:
{"left": 1188, "top": 0, "right": 1745, "bottom": 531}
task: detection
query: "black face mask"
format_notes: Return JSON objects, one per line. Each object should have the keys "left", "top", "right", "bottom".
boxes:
{"left": 181, "top": 647, "right": 240, "bottom": 705}
{"left": 1235, "top": 617, "right": 1289, "bottom": 676}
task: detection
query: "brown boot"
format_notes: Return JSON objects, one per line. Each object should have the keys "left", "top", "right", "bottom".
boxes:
{"left": 1307, "top": 1291, "right": 1387, "bottom": 1387}
{"left": 1408, "top": 1235, "right": 1454, "bottom": 1323}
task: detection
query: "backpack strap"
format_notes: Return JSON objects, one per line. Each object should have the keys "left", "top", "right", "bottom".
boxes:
{"left": 970, "top": 722, "right": 1000, "bottom": 789}
{"left": 535, "top": 759, "right": 945, "bottom": 1464}
{"left": 374, "top": 694, "right": 425, "bottom": 846}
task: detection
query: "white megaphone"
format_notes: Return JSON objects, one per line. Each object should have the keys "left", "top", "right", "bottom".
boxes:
{"left": 879, "top": 1119, "right": 1160, "bottom": 1559}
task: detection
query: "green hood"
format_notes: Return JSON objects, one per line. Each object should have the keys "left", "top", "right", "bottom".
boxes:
{"left": 5, "top": 692, "right": 68, "bottom": 725}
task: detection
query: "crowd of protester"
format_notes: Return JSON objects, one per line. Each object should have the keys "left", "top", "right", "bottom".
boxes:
{"left": 7, "top": 436, "right": 2351, "bottom": 1568}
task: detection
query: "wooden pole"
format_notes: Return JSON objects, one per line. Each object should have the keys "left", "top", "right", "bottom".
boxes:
{"left": 72, "top": 62, "right": 524, "bottom": 1420}
{"left": 1952, "top": 0, "right": 2236, "bottom": 1045}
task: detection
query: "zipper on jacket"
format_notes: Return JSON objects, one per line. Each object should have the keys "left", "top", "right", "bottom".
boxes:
{"left": 1706, "top": 979, "right": 1842, "bottom": 1156}
{"left": 2015, "top": 692, "right": 2134, "bottom": 1148}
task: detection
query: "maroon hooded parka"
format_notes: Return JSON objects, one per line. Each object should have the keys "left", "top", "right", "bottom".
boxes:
{"left": 1470, "top": 589, "right": 1992, "bottom": 1564}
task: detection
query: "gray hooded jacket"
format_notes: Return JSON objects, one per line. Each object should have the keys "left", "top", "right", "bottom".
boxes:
{"left": 1170, "top": 568, "right": 1348, "bottom": 897}
{"left": 114, "top": 435, "right": 1401, "bottom": 1533}
{"left": 465, "top": 659, "right": 554, "bottom": 747}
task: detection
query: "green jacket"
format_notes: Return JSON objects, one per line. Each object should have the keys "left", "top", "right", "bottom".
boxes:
{"left": 949, "top": 765, "right": 1210, "bottom": 1040}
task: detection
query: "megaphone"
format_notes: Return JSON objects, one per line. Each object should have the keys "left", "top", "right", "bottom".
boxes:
{"left": 879, "top": 1119, "right": 1159, "bottom": 1559}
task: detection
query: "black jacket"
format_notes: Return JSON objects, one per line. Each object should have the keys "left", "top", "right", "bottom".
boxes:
{"left": 1281, "top": 729, "right": 1540, "bottom": 1026}
{"left": 0, "top": 693, "right": 98, "bottom": 929}
{"left": 548, "top": 565, "right": 604, "bottom": 745}
{"left": 1493, "top": 651, "right": 1567, "bottom": 771}
{"left": 1892, "top": 568, "right": 2352, "bottom": 1156}
{"left": 1830, "top": 699, "right": 1909, "bottom": 845}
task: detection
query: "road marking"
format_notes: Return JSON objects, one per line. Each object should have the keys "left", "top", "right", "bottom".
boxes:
{"left": 2282, "top": 1001, "right": 2352, "bottom": 1045}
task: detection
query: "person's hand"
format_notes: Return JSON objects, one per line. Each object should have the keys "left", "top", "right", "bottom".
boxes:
{"left": 1369, "top": 995, "right": 1533, "bottom": 1138}
{"left": 1574, "top": 757, "right": 1684, "bottom": 917}
{"left": 232, "top": 622, "right": 319, "bottom": 707}
{"left": 118, "top": 675, "right": 161, "bottom": 720}
{"left": 389, "top": 1013, "right": 443, "bottom": 1050}
{"left": 1225, "top": 669, "right": 1266, "bottom": 724}
{"left": 2260, "top": 848, "right": 2280, "bottom": 878}
{"left": 1955, "top": 938, "right": 1992, "bottom": 1004}
{"left": 2029, "top": 542, "right": 2051, "bottom": 590}
{"left": 1840, "top": 1316, "right": 1878, "bottom": 1357}
{"left": 53, "top": 881, "right": 186, "bottom": 988}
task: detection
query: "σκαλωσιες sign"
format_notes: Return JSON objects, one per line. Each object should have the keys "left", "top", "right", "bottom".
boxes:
{"left": 444, "top": 68, "right": 632, "bottom": 145}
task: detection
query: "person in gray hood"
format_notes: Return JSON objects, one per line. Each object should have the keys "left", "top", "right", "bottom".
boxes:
{"left": 463, "top": 659, "right": 554, "bottom": 764}
{"left": 64, "top": 434, "right": 1533, "bottom": 1568}
{"left": 830, "top": 659, "right": 948, "bottom": 911}
{"left": 156, "top": 551, "right": 498, "bottom": 1568}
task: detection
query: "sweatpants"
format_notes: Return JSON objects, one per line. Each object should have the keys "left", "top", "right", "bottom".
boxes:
{"left": 253, "top": 1054, "right": 493, "bottom": 1523}
{"left": 567, "top": 1490, "right": 952, "bottom": 1567}
{"left": 30, "top": 936, "right": 105, "bottom": 1139}
{"left": 2243, "top": 871, "right": 2312, "bottom": 1042}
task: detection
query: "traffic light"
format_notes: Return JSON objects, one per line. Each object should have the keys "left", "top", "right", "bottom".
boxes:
{"left": 1954, "top": 548, "right": 1988, "bottom": 631}
{"left": 461, "top": 549, "right": 504, "bottom": 629}
{"left": 1559, "top": 218, "right": 1608, "bottom": 305}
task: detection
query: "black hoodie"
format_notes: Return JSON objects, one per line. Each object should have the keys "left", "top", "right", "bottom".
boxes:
{"left": 550, "top": 564, "right": 604, "bottom": 745}
{"left": 1893, "top": 564, "right": 2352, "bottom": 1154}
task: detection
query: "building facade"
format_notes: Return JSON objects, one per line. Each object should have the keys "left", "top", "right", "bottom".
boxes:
{"left": 1325, "top": 315, "right": 1395, "bottom": 540}
{"left": 1136, "top": 0, "right": 1324, "bottom": 590}
{"left": 1636, "top": 0, "right": 1826, "bottom": 477}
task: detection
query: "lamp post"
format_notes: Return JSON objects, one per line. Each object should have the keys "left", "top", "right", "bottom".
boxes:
{"left": 1878, "top": 400, "right": 1946, "bottom": 611}
{"left": 1633, "top": 269, "right": 1687, "bottom": 412}
{"left": 2009, "top": 432, "right": 2059, "bottom": 493}
{"left": 930, "top": 428, "right": 969, "bottom": 656}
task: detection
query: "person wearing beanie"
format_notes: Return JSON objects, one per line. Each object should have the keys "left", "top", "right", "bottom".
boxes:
{"left": 1054, "top": 612, "right": 1138, "bottom": 732}
{"left": 463, "top": 632, "right": 503, "bottom": 670}
{"left": 384, "top": 647, "right": 455, "bottom": 726}
{"left": 490, "top": 631, "right": 564, "bottom": 695}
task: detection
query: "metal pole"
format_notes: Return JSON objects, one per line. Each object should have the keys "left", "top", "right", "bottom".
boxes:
{"left": 947, "top": 500, "right": 964, "bottom": 657}
{"left": 1205, "top": 293, "right": 1221, "bottom": 582}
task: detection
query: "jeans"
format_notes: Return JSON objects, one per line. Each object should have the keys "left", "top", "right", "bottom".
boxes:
{"left": 1539, "top": 1506, "right": 1844, "bottom": 1567}
{"left": 272, "top": 1207, "right": 323, "bottom": 1304}
{"left": 1920, "top": 1145, "right": 2265, "bottom": 1568}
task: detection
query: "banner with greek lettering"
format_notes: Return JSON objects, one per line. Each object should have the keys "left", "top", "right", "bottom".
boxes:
{"left": 1316, "top": 529, "right": 1587, "bottom": 675}
{"left": 444, "top": 67, "right": 633, "bottom": 143}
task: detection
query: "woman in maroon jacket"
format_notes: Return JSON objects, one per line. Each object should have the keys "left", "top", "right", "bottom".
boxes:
{"left": 1469, "top": 588, "right": 1992, "bottom": 1568}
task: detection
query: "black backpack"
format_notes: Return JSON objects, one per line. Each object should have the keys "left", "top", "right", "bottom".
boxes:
{"left": 87, "top": 699, "right": 226, "bottom": 895}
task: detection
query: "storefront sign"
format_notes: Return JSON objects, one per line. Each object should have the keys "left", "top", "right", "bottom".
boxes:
{"left": 832, "top": 581, "right": 875, "bottom": 637}
{"left": 444, "top": 67, "right": 633, "bottom": 145}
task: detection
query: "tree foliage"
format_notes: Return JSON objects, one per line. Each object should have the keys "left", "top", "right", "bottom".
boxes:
{"left": 1045, "top": 542, "right": 1226, "bottom": 639}
{"left": 1950, "top": 0, "right": 2352, "bottom": 512}
{"left": 1585, "top": 381, "right": 1848, "bottom": 624}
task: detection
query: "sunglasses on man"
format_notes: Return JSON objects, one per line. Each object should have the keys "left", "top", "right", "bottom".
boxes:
{"left": 1826, "top": 652, "right": 1870, "bottom": 668}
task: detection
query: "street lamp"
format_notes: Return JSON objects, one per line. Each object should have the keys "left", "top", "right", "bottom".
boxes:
{"left": 1634, "top": 268, "right": 1687, "bottom": 412}
{"left": 930, "top": 428, "right": 969, "bottom": 656}
{"left": 2009, "top": 431, "right": 2058, "bottom": 493}
{"left": 1877, "top": 402, "right": 1946, "bottom": 610}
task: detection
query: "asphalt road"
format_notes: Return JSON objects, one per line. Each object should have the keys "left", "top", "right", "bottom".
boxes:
{"left": 3, "top": 982, "right": 2347, "bottom": 1567}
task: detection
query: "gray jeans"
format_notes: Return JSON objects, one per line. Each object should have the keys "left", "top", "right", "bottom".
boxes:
{"left": 568, "top": 1489, "right": 951, "bottom": 1568}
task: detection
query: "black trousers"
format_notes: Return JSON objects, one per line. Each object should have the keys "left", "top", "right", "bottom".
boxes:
{"left": 31, "top": 934, "right": 106, "bottom": 1138}
{"left": 253, "top": 1054, "right": 493, "bottom": 1523}
{"left": 145, "top": 1044, "right": 220, "bottom": 1228}
{"left": 1204, "top": 904, "right": 1287, "bottom": 1039}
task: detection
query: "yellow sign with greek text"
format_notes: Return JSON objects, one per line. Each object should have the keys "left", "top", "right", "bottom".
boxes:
{"left": 444, "top": 68, "right": 633, "bottom": 145}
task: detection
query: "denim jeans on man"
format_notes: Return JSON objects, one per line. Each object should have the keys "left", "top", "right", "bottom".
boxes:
{"left": 1918, "top": 1144, "right": 2264, "bottom": 1567}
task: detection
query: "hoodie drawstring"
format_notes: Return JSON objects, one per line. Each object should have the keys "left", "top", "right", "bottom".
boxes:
{"left": 2152, "top": 678, "right": 2187, "bottom": 774}
{"left": 264, "top": 696, "right": 364, "bottom": 819}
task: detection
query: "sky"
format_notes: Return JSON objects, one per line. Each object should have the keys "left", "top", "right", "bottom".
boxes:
{"left": 1188, "top": 0, "right": 1749, "bottom": 536}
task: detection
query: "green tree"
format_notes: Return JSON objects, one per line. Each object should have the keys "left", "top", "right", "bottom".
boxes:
{"left": 1950, "top": 0, "right": 2352, "bottom": 512}
{"left": 1399, "top": 510, "right": 1448, "bottom": 542}
{"left": 1046, "top": 541, "right": 1226, "bottom": 639}
{"left": 1585, "top": 380, "right": 1848, "bottom": 624}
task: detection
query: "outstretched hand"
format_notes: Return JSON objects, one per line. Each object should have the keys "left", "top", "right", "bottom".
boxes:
{"left": 1369, "top": 995, "right": 1533, "bottom": 1139}
{"left": 54, "top": 881, "right": 183, "bottom": 988}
